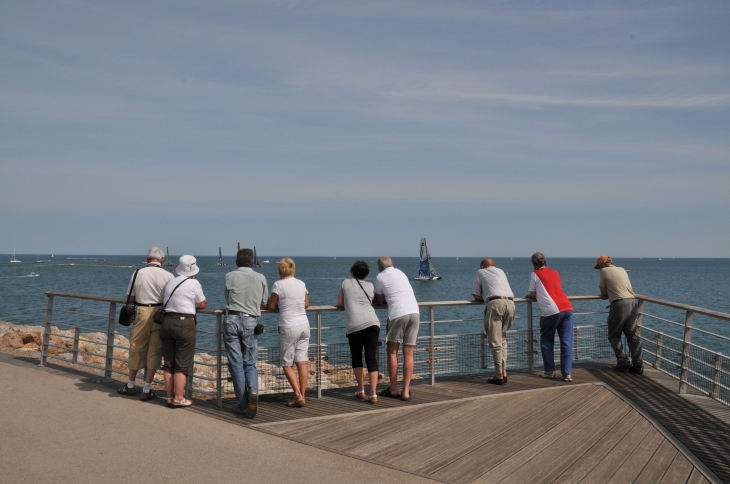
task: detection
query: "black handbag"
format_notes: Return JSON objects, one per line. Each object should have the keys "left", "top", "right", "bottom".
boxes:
{"left": 153, "top": 278, "right": 189, "bottom": 324}
{"left": 118, "top": 269, "right": 140, "bottom": 327}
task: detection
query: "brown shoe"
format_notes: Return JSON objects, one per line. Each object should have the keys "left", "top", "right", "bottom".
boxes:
{"left": 118, "top": 385, "right": 136, "bottom": 396}
{"left": 140, "top": 389, "right": 157, "bottom": 401}
{"left": 232, "top": 403, "right": 246, "bottom": 415}
{"left": 244, "top": 394, "right": 258, "bottom": 419}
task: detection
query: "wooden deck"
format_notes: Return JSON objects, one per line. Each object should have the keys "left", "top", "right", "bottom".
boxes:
{"left": 189, "top": 362, "right": 728, "bottom": 483}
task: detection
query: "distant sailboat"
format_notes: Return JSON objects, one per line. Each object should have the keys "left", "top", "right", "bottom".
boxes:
{"left": 35, "top": 253, "right": 44, "bottom": 263}
{"left": 217, "top": 247, "right": 227, "bottom": 266}
{"left": 165, "top": 247, "right": 174, "bottom": 266}
{"left": 254, "top": 246, "right": 261, "bottom": 267}
{"left": 10, "top": 249, "right": 21, "bottom": 263}
{"left": 414, "top": 238, "right": 441, "bottom": 281}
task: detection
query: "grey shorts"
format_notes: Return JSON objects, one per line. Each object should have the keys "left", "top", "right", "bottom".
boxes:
{"left": 386, "top": 313, "right": 420, "bottom": 346}
{"left": 278, "top": 323, "right": 311, "bottom": 367}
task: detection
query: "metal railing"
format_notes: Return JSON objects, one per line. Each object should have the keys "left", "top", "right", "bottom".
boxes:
{"left": 39, "top": 291, "right": 730, "bottom": 408}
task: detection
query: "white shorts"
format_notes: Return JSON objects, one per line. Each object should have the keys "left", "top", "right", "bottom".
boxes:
{"left": 278, "top": 323, "right": 311, "bottom": 367}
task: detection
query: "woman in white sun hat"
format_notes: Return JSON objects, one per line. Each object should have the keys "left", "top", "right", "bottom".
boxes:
{"left": 159, "top": 255, "right": 207, "bottom": 408}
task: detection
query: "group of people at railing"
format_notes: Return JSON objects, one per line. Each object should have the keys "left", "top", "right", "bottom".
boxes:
{"left": 117, "top": 246, "right": 644, "bottom": 419}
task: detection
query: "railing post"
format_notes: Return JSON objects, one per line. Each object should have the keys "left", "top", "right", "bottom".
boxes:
{"left": 316, "top": 310, "right": 322, "bottom": 399}
{"left": 636, "top": 300, "right": 645, "bottom": 332}
{"left": 574, "top": 326, "right": 579, "bottom": 361}
{"left": 104, "top": 302, "right": 116, "bottom": 382}
{"left": 186, "top": 368, "right": 193, "bottom": 400}
{"left": 654, "top": 333, "right": 663, "bottom": 370}
{"left": 481, "top": 331, "right": 487, "bottom": 369}
{"left": 711, "top": 353, "right": 723, "bottom": 400}
{"left": 429, "top": 306, "right": 435, "bottom": 386}
{"left": 72, "top": 327, "right": 81, "bottom": 364}
{"left": 527, "top": 301, "right": 534, "bottom": 373}
{"left": 39, "top": 295, "right": 54, "bottom": 367}
{"left": 679, "top": 310, "right": 694, "bottom": 394}
{"left": 216, "top": 312, "right": 223, "bottom": 409}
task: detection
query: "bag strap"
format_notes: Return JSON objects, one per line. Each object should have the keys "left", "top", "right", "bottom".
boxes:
{"left": 163, "top": 278, "right": 190, "bottom": 309}
{"left": 355, "top": 279, "right": 372, "bottom": 304}
{"left": 125, "top": 269, "right": 140, "bottom": 306}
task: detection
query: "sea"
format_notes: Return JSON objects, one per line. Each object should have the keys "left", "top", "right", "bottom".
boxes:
{"left": 2, "top": 255, "right": 729, "bottom": 355}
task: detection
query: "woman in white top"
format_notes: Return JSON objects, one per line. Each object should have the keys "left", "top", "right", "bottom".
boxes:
{"left": 159, "top": 255, "right": 207, "bottom": 408}
{"left": 267, "top": 258, "right": 310, "bottom": 407}
{"left": 337, "top": 261, "right": 381, "bottom": 403}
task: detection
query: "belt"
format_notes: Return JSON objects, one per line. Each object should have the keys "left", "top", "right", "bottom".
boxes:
{"left": 137, "top": 303, "right": 163, "bottom": 307}
{"left": 487, "top": 296, "right": 514, "bottom": 302}
{"left": 227, "top": 310, "right": 254, "bottom": 317}
{"left": 165, "top": 312, "right": 195, "bottom": 319}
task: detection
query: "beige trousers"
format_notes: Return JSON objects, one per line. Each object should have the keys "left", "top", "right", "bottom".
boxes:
{"left": 128, "top": 306, "right": 163, "bottom": 371}
{"left": 484, "top": 299, "right": 516, "bottom": 375}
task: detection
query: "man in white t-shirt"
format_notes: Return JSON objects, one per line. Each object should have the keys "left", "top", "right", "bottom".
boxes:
{"left": 373, "top": 256, "right": 420, "bottom": 401}
{"left": 118, "top": 246, "right": 174, "bottom": 401}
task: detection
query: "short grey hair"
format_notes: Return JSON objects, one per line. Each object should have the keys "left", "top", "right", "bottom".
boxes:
{"left": 377, "top": 256, "right": 393, "bottom": 271}
{"left": 147, "top": 247, "right": 164, "bottom": 260}
{"left": 531, "top": 252, "right": 547, "bottom": 268}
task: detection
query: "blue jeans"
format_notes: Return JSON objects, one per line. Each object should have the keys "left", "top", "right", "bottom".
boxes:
{"left": 540, "top": 311, "right": 574, "bottom": 377}
{"left": 223, "top": 314, "right": 259, "bottom": 408}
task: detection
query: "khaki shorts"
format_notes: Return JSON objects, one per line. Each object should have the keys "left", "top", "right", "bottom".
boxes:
{"left": 128, "top": 305, "right": 163, "bottom": 371}
{"left": 386, "top": 313, "right": 420, "bottom": 346}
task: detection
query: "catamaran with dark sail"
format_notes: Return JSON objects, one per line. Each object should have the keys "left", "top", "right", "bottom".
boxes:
{"left": 165, "top": 247, "right": 174, "bottom": 266}
{"left": 414, "top": 238, "right": 441, "bottom": 281}
{"left": 216, "top": 247, "right": 227, "bottom": 266}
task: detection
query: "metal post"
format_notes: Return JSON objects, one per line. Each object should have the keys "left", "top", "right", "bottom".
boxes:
{"left": 654, "top": 333, "right": 663, "bottom": 370}
{"left": 429, "top": 306, "right": 435, "bottom": 386}
{"left": 481, "top": 331, "right": 487, "bottom": 369}
{"left": 104, "top": 302, "right": 116, "bottom": 382}
{"left": 72, "top": 327, "right": 81, "bottom": 364}
{"left": 186, "top": 369, "right": 194, "bottom": 400}
{"left": 39, "top": 296, "right": 54, "bottom": 367}
{"left": 678, "top": 310, "right": 694, "bottom": 394}
{"left": 636, "top": 300, "right": 645, "bottom": 332}
{"left": 216, "top": 313, "right": 223, "bottom": 409}
{"left": 316, "top": 310, "right": 322, "bottom": 399}
{"left": 574, "top": 326, "right": 579, "bottom": 361}
{"left": 527, "top": 301, "right": 534, "bottom": 373}
{"left": 711, "top": 353, "right": 723, "bottom": 400}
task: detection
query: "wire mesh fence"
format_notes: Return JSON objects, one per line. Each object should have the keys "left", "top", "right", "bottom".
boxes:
{"left": 39, "top": 292, "right": 730, "bottom": 408}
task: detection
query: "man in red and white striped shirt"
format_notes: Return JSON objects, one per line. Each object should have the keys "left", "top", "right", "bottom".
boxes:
{"left": 527, "top": 252, "right": 574, "bottom": 382}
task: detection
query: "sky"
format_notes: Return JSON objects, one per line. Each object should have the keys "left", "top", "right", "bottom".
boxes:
{"left": 1, "top": 1, "right": 729, "bottom": 258}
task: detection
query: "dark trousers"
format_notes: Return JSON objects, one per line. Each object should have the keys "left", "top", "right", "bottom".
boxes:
{"left": 607, "top": 299, "right": 643, "bottom": 368}
{"left": 160, "top": 314, "right": 196, "bottom": 376}
{"left": 347, "top": 325, "right": 380, "bottom": 372}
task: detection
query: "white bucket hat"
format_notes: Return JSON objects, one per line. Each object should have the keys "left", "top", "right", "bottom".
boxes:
{"left": 176, "top": 255, "right": 200, "bottom": 277}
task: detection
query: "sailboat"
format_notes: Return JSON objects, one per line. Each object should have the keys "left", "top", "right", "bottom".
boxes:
{"left": 254, "top": 246, "right": 261, "bottom": 267}
{"left": 10, "top": 249, "right": 21, "bottom": 263}
{"left": 217, "top": 247, "right": 227, "bottom": 266}
{"left": 414, "top": 238, "right": 441, "bottom": 281}
{"left": 35, "top": 253, "right": 44, "bottom": 263}
{"left": 165, "top": 247, "right": 174, "bottom": 266}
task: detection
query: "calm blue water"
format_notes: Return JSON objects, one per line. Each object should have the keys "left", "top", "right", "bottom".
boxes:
{"left": 2, "top": 255, "right": 729, "bottom": 354}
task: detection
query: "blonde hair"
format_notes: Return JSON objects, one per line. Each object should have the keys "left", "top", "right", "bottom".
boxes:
{"left": 278, "top": 257, "right": 296, "bottom": 278}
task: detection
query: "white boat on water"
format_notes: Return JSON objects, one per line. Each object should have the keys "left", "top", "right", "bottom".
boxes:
{"left": 414, "top": 238, "right": 441, "bottom": 281}
{"left": 35, "top": 253, "right": 44, "bottom": 263}
{"left": 10, "top": 249, "right": 21, "bottom": 263}
{"left": 262, "top": 260, "right": 270, "bottom": 264}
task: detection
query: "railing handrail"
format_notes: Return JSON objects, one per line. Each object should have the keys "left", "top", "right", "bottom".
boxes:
{"left": 636, "top": 294, "right": 730, "bottom": 322}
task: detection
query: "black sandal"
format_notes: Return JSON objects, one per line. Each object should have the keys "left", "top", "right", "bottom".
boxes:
{"left": 400, "top": 391, "right": 411, "bottom": 401}
{"left": 379, "top": 388, "right": 401, "bottom": 398}
{"left": 487, "top": 377, "right": 506, "bottom": 385}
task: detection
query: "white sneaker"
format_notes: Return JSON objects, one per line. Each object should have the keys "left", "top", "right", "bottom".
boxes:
{"left": 561, "top": 375, "right": 573, "bottom": 382}
{"left": 541, "top": 371, "right": 556, "bottom": 379}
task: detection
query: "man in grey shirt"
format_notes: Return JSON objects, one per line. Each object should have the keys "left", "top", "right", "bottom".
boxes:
{"left": 224, "top": 248, "right": 268, "bottom": 418}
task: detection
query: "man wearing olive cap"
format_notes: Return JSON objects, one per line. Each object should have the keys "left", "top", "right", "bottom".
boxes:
{"left": 595, "top": 255, "right": 643, "bottom": 374}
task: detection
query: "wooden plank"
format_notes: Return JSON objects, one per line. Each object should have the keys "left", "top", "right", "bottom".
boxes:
{"left": 686, "top": 467, "right": 711, "bottom": 484}
{"left": 633, "top": 439, "right": 681, "bottom": 483}
{"left": 605, "top": 429, "right": 667, "bottom": 483}
{"left": 579, "top": 418, "right": 655, "bottom": 482}
{"left": 455, "top": 388, "right": 618, "bottom": 484}
{"left": 659, "top": 453, "right": 695, "bottom": 484}
{"left": 390, "top": 386, "right": 589, "bottom": 471}
{"left": 521, "top": 404, "right": 634, "bottom": 484}
{"left": 553, "top": 411, "right": 644, "bottom": 483}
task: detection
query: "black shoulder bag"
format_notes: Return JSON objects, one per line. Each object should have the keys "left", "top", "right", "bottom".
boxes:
{"left": 153, "top": 278, "right": 189, "bottom": 324}
{"left": 355, "top": 279, "right": 372, "bottom": 304}
{"left": 118, "top": 270, "right": 140, "bottom": 327}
